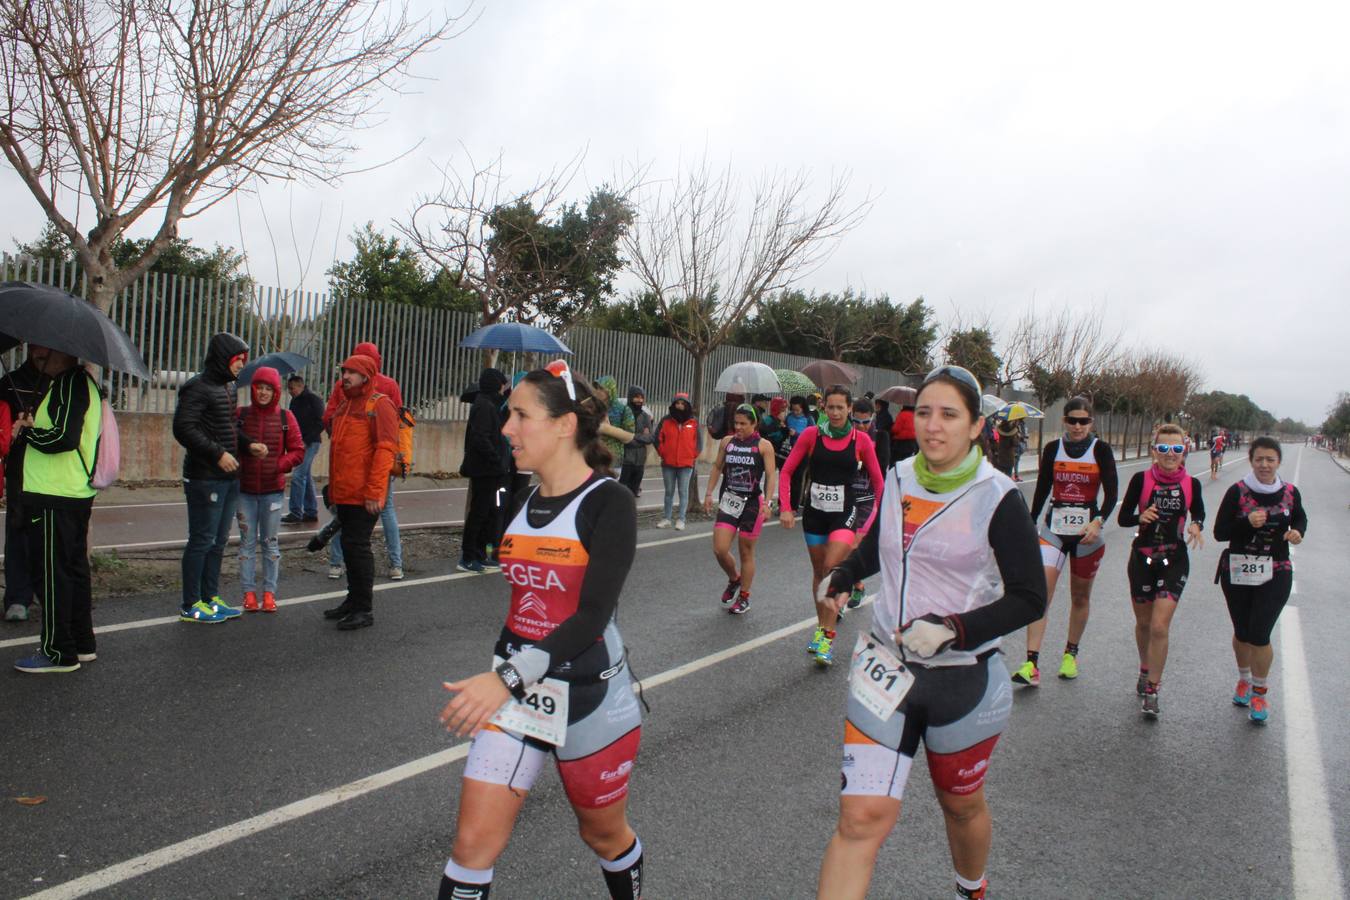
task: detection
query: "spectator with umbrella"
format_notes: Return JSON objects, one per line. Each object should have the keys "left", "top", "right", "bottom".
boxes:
{"left": 458, "top": 367, "right": 511, "bottom": 573}
{"left": 174, "top": 331, "right": 250, "bottom": 624}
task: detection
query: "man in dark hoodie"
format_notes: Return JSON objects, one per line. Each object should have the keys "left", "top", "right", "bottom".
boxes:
{"left": 619, "top": 385, "right": 654, "bottom": 496}
{"left": 1, "top": 350, "right": 50, "bottom": 622}
{"left": 458, "top": 367, "right": 509, "bottom": 573}
{"left": 173, "top": 332, "right": 249, "bottom": 624}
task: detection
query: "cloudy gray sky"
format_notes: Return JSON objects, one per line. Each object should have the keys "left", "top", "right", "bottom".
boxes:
{"left": 3, "top": 1, "right": 1346, "bottom": 424}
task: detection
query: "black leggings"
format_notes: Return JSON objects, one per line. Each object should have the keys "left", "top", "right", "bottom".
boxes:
{"left": 1221, "top": 569, "right": 1292, "bottom": 647}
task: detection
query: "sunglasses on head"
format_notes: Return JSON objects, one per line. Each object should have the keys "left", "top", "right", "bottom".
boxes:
{"left": 1154, "top": 443, "right": 1186, "bottom": 455}
{"left": 923, "top": 364, "right": 982, "bottom": 397}
{"left": 544, "top": 359, "right": 576, "bottom": 401}
{"left": 1064, "top": 416, "right": 1093, "bottom": 425}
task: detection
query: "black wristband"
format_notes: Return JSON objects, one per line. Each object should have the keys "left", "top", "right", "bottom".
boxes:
{"left": 495, "top": 662, "right": 527, "bottom": 701}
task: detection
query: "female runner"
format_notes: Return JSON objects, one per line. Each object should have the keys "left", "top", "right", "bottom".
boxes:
{"left": 1213, "top": 436, "right": 1306, "bottom": 724}
{"left": 815, "top": 365, "right": 1046, "bottom": 900}
{"left": 1117, "top": 423, "right": 1205, "bottom": 717}
{"left": 437, "top": 360, "right": 644, "bottom": 900}
{"left": 1015, "top": 396, "right": 1119, "bottom": 685}
{"left": 704, "top": 404, "right": 777, "bottom": 615}
{"left": 778, "top": 386, "right": 883, "bottom": 666}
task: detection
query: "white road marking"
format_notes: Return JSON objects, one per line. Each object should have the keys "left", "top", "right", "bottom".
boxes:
{"left": 0, "top": 526, "right": 722, "bottom": 651}
{"left": 1279, "top": 607, "right": 1345, "bottom": 899}
{"left": 18, "top": 596, "right": 860, "bottom": 900}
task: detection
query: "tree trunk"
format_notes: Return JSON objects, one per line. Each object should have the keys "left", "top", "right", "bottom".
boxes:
{"left": 688, "top": 349, "right": 707, "bottom": 502}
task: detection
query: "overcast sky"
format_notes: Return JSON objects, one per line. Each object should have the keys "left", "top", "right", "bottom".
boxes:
{"left": 3, "top": 1, "right": 1346, "bottom": 424}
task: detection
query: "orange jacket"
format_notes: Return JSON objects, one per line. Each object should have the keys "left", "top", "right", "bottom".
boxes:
{"left": 328, "top": 385, "right": 399, "bottom": 505}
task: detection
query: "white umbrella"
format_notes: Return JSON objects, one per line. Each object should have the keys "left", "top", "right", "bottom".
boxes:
{"left": 981, "top": 394, "right": 1005, "bottom": 417}
{"left": 714, "top": 361, "right": 780, "bottom": 395}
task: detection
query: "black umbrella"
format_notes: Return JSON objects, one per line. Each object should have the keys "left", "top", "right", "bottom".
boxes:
{"left": 0, "top": 281, "right": 152, "bottom": 379}
{"left": 237, "top": 351, "right": 312, "bottom": 387}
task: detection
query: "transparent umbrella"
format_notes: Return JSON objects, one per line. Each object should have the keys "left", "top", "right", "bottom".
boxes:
{"left": 714, "top": 361, "right": 780, "bottom": 395}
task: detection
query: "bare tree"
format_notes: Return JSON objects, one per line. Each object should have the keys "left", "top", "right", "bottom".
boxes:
{"left": 0, "top": 0, "right": 462, "bottom": 310}
{"left": 624, "top": 158, "right": 869, "bottom": 411}
{"left": 1002, "top": 305, "right": 1121, "bottom": 399}
{"left": 399, "top": 150, "right": 635, "bottom": 334}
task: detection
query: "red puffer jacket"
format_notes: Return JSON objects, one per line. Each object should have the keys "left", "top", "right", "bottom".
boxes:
{"left": 238, "top": 367, "right": 305, "bottom": 495}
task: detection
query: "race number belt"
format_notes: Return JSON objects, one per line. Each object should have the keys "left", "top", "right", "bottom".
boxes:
{"left": 718, "top": 491, "right": 748, "bottom": 518}
{"left": 1228, "top": 553, "right": 1273, "bottom": 586}
{"left": 1050, "top": 505, "right": 1091, "bottom": 536}
{"left": 809, "top": 481, "right": 846, "bottom": 513}
{"left": 849, "top": 634, "right": 914, "bottom": 718}
{"left": 489, "top": 655, "right": 569, "bottom": 746}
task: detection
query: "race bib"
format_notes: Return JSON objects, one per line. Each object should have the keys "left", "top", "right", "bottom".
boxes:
{"left": 489, "top": 656, "right": 569, "bottom": 746}
{"left": 810, "top": 481, "right": 846, "bottom": 513}
{"left": 718, "top": 491, "right": 747, "bottom": 518}
{"left": 849, "top": 634, "right": 915, "bottom": 719}
{"left": 1050, "top": 505, "right": 1091, "bottom": 536}
{"left": 1228, "top": 553, "right": 1273, "bottom": 586}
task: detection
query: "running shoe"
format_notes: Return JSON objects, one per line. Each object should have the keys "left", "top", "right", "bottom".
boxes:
{"left": 655, "top": 518, "right": 672, "bottom": 529}
{"left": 1058, "top": 653, "right": 1078, "bottom": 680}
{"left": 1249, "top": 693, "right": 1270, "bottom": 724}
{"left": 956, "top": 879, "right": 988, "bottom": 900}
{"left": 14, "top": 653, "right": 79, "bottom": 674}
{"left": 1136, "top": 673, "right": 1149, "bottom": 696}
{"left": 456, "top": 559, "right": 484, "bottom": 574}
{"left": 4, "top": 602, "right": 27, "bottom": 622}
{"left": 389, "top": 567, "right": 405, "bottom": 581}
{"left": 328, "top": 565, "right": 344, "bottom": 580}
{"left": 807, "top": 626, "right": 826, "bottom": 654}
{"left": 720, "top": 578, "right": 741, "bottom": 606}
{"left": 1232, "top": 679, "right": 1252, "bottom": 707}
{"left": 210, "top": 596, "right": 242, "bottom": 620}
{"left": 480, "top": 560, "right": 500, "bottom": 572}
{"left": 674, "top": 519, "right": 686, "bottom": 531}
{"left": 729, "top": 594, "right": 750, "bottom": 615}
{"left": 814, "top": 633, "right": 834, "bottom": 666}
{"left": 242, "top": 591, "right": 260, "bottom": 613}
{"left": 847, "top": 585, "right": 865, "bottom": 609}
{"left": 77, "top": 652, "right": 97, "bottom": 663}
{"left": 1011, "top": 660, "right": 1040, "bottom": 687}
{"left": 1141, "top": 691, "right": 1161, "bottom": 717}
{"left": 261, "top": 592, "right": 278, "bottom": 613}
{"left": 179, "top": 600, "right": 228, "bottom": 624}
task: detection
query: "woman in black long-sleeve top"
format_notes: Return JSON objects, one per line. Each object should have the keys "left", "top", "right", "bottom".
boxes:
{"left": 1117, "top": 423, "right": 1205, "bottom": 717}
{"left": 1212, "top": 436, "right": 1306, "bottom": 725}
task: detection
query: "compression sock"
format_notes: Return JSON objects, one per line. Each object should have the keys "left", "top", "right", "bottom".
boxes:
{"left": 1027, "top": 650, "right": 1040, "bottom": 665}
{"left": 1238, "top": 666, "right": 1252, "bottom": 682}
{"left": 439, "top": 860, "right": 492, "bottom": 899}
{"left": 1065, "top": 642, "right": 1080, "bottom": 657}
{"left": 955, "top": 872, "right": 988, "bottom": 898}
{"left": 598, "top": 836, "right": 643, "bottom": 900}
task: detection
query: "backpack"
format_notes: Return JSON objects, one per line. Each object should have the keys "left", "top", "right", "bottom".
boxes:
{"left": 76, "top": 381, "right": 120, "bottom": 490}
{"left": 362, "top": 393, "right": 414, "bottom": 478}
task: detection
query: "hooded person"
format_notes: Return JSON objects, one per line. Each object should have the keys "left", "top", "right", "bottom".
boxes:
{"left": 321, "top": 354, "right": 399, "bottom": 630}
{"left": 654, "top": 391, "right": 703, "bottom": 529}
{"left": 595, "top": 375, "right": 635, "bottom": 465}
{"left": 619, "top": 384, "right": 655, "bottom": 496}
{"left": 457, "top": 367, "right": 511, "bottom": 573}
{"left": 235, "top": 366, "right": 305, "bottom": 613}
{"left": 324, "top": 341, "right": 406, "bottom": 581}
{"left": 173, "top": 331, "right": 250, "bottom": 624}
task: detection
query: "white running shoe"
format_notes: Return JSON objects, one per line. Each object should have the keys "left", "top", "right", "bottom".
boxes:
{"left": 655, "top": 518, "right": 672, "bottom": 529}
{"left": 674, "top": 519, "right": 686, "bottom": 531}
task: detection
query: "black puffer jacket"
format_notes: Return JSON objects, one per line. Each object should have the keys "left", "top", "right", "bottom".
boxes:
{"left": 173, "top": 332, "right": 249, "bottom": 480}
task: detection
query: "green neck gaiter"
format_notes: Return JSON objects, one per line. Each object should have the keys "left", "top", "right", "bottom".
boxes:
{"left": 913, "top": 446, "right": 982, "bottom": 493}
{"left": 823, "top": 421, "right": 852, "bottom": 440}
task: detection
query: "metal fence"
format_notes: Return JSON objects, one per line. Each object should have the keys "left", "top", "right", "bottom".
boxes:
{"left": 2, "top": 253, "right": 922, "bottom": 419}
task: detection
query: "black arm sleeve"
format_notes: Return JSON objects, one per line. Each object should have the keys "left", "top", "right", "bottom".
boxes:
{"left": 1291, "top": 487, "right": 1308, "bottom": 535}
{"left": 1189, "top": 477, "right": 1206, "bottom": 527}
{"left": 1029, "top": 441, "right": 1057, "bottom": 520}
{"left": 1117, "top": 472, "right": 1144, "bottom": 527}
{"left": 947, "top": 490, "right": 1047, "bottom": 650}
{"left": 1212, "top": 484, "right": 1247, "bottom": 543}
{"left": 1095, "top": 440, "right": 1119, "bottom": 521}
{"left": 25, "top": 371, "right": 92, "bottom": 454}
{"left": 532, "top": 481, "right": 637, "bottom": 668}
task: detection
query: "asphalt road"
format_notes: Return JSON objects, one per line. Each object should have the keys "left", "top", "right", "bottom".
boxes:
{"left": 1, "top": 445, "right": 1345, "bottom": 899}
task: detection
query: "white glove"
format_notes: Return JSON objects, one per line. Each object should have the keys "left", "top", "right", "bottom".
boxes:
{"left": 899, "top": 615, "right": 957, "bottom": 658}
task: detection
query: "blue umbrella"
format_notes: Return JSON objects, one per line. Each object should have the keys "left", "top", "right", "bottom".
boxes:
{"left": 238, "top": 351, "right": 312, "bottom": 386}
{"left": 459, "top": 322, "right": 572, "bottom": 354}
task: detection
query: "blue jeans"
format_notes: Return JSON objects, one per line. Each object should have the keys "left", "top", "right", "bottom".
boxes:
{"left": 330, "top": 477, "right": 401, "bottom": 568}
{"left": 661, "top": 465, "right": 693, "bottom": 522}
{"left": 181, "top": 478, "right": 240, "bottom": 611}
{"left": 288, "top": 442, "right": 321, "bottom": 517}
{"left": 237, "top": 492, "right": 284, "bottom": 593}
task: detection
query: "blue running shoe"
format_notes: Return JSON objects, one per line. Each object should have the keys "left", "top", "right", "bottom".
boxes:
{"left": 814, "top": 632, "right": 835, "bottom": 667}
{"left": 14, "top": 653, "right": 79, "bottom": 673}
{"left": 1232, "top": 679, "right": 1252, "bottom": 707}
{"left": 180, "top": 600, "right": 228, "bottom": 624}
{"left": 807, "top": 626, "right": 826, "bottom": 654}
{"left": 209, "top": 596, "right": 242, "bottom": 620}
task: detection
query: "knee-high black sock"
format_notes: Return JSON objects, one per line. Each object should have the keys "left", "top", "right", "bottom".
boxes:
{"left": 598, "top": 836, "right": 643, "bottom": 900}
{"left": 438, "top": 860, "right": 492, "bottom": 899}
